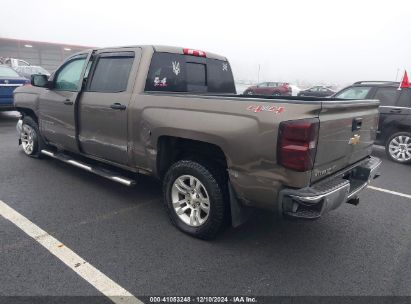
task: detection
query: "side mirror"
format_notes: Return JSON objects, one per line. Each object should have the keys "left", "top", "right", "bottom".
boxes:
{"left": 31, "top": 74, "right": 50, "bottom": 88}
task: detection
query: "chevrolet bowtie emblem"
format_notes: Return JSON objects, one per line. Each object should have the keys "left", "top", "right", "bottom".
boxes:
{"left": 349, "top": 134, "right": 361, "bottom": 145}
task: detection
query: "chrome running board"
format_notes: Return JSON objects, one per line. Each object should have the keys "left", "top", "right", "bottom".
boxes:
{"left": 40, "top": 149, "right": 136, "bottom": 187}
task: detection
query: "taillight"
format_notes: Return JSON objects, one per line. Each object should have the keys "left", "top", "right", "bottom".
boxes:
{"left": 183, "top": 48, "right": 206, "bottom": 57}
{"left": 277, "top": 118, "right": 319, "bottom": 172}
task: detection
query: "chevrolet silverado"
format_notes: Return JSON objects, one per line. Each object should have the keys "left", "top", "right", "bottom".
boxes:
{"left": 13, "top": 45, "right": 381, "bottom": 239}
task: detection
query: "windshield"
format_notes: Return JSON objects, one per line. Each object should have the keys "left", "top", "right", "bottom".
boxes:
{"left": 0, "top": 66, "right": 20, "bottom": 78}
{"left": 335, "top": 86, "right": 372, "bottom": 99}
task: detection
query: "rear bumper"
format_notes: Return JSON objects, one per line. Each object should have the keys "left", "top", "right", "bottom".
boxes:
{"left": 279, "top": 156, "right": 382, "bottom": 219}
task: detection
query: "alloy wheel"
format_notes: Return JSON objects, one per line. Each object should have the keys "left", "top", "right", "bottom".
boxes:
{"left": 388, "top": 135, "right": 411, "bottom": 162}
{"left": 21, "top": 124, "right": 35, "bottom": 155}
{"left": 171, "top": 175, "right": 210, "bottom": 227}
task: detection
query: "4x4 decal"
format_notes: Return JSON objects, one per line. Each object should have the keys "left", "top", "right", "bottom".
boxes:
{"left": 247, "top": 105, "right": 285, "bottom": 114}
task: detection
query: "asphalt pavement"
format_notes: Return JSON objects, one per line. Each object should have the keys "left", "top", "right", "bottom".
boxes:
{"left": 0, "top": 111, "right": 410, "bottom": 301}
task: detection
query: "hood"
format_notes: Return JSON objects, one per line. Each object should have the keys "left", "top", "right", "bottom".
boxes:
{"left": 0, "top": 77, "right": 29, "bottom": 84}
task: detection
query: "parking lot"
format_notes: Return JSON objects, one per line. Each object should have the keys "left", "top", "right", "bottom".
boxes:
{"left": 0, "top": 111, "right": 410, "bottom": 301}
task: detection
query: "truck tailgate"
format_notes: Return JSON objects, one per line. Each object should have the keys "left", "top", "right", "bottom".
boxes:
{"left": 311, "top": 100, "right": 379, "bottom": 183}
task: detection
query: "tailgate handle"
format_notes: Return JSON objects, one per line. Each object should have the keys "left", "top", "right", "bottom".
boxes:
{"left": 352, "top": 118, "right": 363, "bottom": 131}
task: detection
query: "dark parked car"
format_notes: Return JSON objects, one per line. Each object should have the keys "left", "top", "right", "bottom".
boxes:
{"left": 243, "top": 82, "right": 291, "bottom": 96}
{"left": 0, "top": 65, "right": 29, "bottom": 111}
{"left": 334, "top": 81, "right": 411, "bottom": 164}
{"left": 298, "top": 85, "right": 336, "bottom": 97}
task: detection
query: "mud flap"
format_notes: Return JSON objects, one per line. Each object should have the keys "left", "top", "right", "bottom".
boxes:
{"left": 228, "top": 182, "right": 253, "bottom": 227}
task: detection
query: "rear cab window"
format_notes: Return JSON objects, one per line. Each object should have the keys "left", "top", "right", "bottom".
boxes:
{"left": 145, "top": 52, "right": 236, "bottom": 94}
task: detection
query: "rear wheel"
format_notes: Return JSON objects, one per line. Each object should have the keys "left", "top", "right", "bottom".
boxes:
{"left": 20, "top": 116, "right": 45, "bottom": 158}
{"left": 163, "top": 160, "right": 228, "bottom": 239}
{"left": 385, "top": 132, "right": 411, "bottom": 164}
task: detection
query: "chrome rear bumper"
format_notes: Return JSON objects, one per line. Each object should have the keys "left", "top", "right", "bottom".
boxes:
{"left": 279, "top": 156, "right": 382, "bottom": 219}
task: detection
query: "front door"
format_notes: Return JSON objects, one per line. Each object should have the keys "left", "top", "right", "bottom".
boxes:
{"left": 78, "top": 48, "right": 140, "bottom": 165}
{"left": 38, "top": 54, "right": 90, "bottom": 151}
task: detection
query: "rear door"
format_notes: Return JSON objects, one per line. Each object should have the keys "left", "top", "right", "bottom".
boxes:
{"left": 39, "top": 53, "right": 91, "bottom": 151}
{"left": 311, "top": 100, "right": 379, "bottom": 183}
{"left": 78, "top": 48, "right": 141, "bottom": 165}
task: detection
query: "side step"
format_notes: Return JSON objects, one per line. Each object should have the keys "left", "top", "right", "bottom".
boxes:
{"left": 41, "top": 150, "right": 136, "bottom": 187}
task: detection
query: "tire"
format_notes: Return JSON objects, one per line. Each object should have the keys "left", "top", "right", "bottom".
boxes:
{"left": 245, "top": 91, "right": 254, "bottom": 95}
{"left": 163, "top": 159, "right": 228, "bottom": 240}
{"left": 20, "top": 116, "right": 45, "bottom": 158}
{"left": 385, "top": 132, "right": 411, "bottom": 164}
{"left": 273, "top": 92, "right": 281, "bottom": 96}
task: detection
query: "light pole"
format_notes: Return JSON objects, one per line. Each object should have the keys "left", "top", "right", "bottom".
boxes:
{"left": 257, "top": 64, "right": 260, "bottom": 84}
{"left": 395, "top": 68, "right": 400, "bottom": 81}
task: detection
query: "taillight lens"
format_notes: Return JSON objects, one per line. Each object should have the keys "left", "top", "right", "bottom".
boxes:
{"left": 277, "top": 118, "right": 319, "bottom": 172}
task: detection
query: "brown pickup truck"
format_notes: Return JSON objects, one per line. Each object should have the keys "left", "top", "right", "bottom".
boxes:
{"left": 14, "top": 45, "right": 381, "bottom": 239}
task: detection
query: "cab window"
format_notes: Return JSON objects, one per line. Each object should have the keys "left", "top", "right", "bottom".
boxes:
{"left": 373, "top": 87, "right": 400, "bottom": 106}
{"left": 55, "top": 57, "right": 87, "bottom": 91}
{"left": 88, "top": 52, "right": 134, "bottom": 92}
{"left": 396, "top": 90, "right": 411, "bottom": 107}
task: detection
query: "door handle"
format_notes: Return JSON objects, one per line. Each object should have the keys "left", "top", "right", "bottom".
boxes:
{"left": 390, "top": 109, "right": 402, "bottom": 114}
{"left": 352, "top": 117, "right": 363, "bottom": 131}
{"left": 63, "top": 99, "right": 73, "bottom": 105}
{"left": 110, "top": 103, "right": 126, "bottom": 110}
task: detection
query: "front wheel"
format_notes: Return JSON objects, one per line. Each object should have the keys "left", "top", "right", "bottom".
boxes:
{"left": 20, "top": 116, "right": 45, "bottom": 158}
{"left": 163, "top": 160, "right": 228, "bottom": 239}
{"left": 385, "top": 132, "right": 411, "bottom": 164}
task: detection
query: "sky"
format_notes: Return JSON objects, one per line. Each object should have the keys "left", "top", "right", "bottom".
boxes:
{"left": 1, "top": 0, "right": 410, "bottom": 86}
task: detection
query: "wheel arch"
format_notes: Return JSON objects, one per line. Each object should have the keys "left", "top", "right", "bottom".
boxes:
{"left": 380, "top": 122, "right": 410, "bottom": 145}
{"left": 156, "top": 135, "right": 229, "bottom": 180}
{"left": 16, "top": 107, "right": 38, "bottom": 124}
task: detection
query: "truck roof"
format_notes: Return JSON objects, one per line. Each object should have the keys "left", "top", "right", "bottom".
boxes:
{"left": 77, "top": 45, "right": 227, "bottom": 61}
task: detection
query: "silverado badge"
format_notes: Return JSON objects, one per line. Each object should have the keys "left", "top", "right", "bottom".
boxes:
{"left": 349, "top": 134, "right": 361, "bottom": 145}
